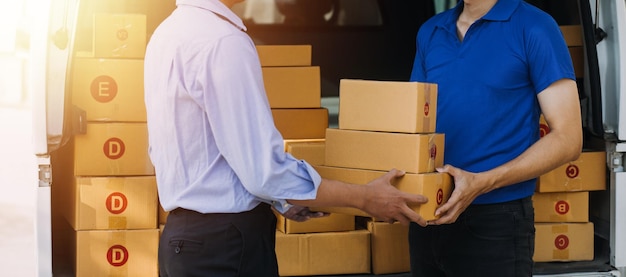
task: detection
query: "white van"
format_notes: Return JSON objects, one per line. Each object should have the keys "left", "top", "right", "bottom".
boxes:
{"left": 22, "top": 0, "right": 626, "bottom": 276}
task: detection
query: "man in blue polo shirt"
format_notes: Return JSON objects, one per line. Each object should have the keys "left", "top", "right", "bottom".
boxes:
{"left": 409, "top": 0, "right": 582, "bottom": 276}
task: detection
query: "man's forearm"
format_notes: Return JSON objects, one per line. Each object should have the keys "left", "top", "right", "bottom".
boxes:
{"left": 287, "top": 178, "right": 366, "bottom": 210}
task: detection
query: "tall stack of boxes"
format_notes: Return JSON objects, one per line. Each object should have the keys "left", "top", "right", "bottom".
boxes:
{"left": 313, "top": 79, "right": 452, "bottom": 275}
{"left": 532, "top": 116, "right": 606, "bottom": 262}
{"left": 258, "top": 45, "right": 365, "bottom": 276}
{"left": 64, "top": 13, "right": 159, "bottom": 276}
{"left": 530, "top": 25, "right": 606, "bottom": 263}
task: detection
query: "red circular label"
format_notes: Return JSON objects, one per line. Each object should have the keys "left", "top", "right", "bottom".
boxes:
{"left": 106, "top": 192, "right": 128, "bottom": 214}
{"left": 90, "top": 75, "right": 118, "bottom": 103}
{"left": 565, "top": 164, "right": 579, "bottom": 178}
{"left": 436, "top": 189, "right": 443, "bottom": 205}
{"left": 117, "top": 29, "right": 129, "bottom": 41}
{"left": 554, "top": 234, "right": 569, "bottom": 250}
{"left": 555, "top": 200, "right": 570, "bottom": 215}
{"left": 424, "top": 102, "right": 430, "bottom": 116}
{"left": 103, "top": 137, "right": 125, "bottom": 160}
{"left": 430, "top": 144, "right": 437, "bottom": 160}
{"left": 107, "top": 245, "right": 129, "bottom": 267}
{"left": 539, "top": 124, "right": 550, "bottom": 138}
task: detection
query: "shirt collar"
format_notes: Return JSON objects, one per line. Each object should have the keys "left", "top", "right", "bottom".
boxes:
{"left": 437, "top": 0, "right": 520, "bottom": 30}
{"left": 176, "top": 0, "right": 247, "bottom": 31}
{"left": 482, "top": 0, "right": 521, "bottom": 21}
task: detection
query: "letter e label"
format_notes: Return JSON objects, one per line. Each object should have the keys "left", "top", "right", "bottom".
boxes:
{"left": 90, "top": 75, "right": 118, "bottom": 103}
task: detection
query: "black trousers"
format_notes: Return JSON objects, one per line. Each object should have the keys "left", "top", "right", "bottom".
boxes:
{"left": 159, "top": 203, "right": 278, "bottom": 277}
{"left": 409, "top": 196, "right": 535, "bottom": 277}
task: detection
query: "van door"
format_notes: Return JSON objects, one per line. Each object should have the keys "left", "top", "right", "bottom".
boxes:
{"left": 30, "top": 0, "right": 79, "bottom": 275}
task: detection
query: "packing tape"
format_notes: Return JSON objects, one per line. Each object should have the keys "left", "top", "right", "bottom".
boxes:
{"left": 108, "top": 231, "right": 129, "bottom": 276}
{"left": 423, "top": 84, "right": 431, "bottom": 132}
{"left": 553, "top": 249, "right": 570, "bottom": 260}
{"left": 109, "top": 216, "right": 128, "bottom": 229}
{"left": 427, "top": 134, "right": 438, "bottom": 172}
{"left": 549, "top": 194, "right": 569, "bottom": 220}
{"left": 551, "top": 225, "right": 570, "bottom": 259}
{"left": 552, "top": 224, "right": 569, "bottom": 234}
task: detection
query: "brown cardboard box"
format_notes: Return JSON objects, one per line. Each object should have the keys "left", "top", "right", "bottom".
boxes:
{"left": 272, "top": 108, "right": 328, "bottom": 139}
{"left": 539, "top": 114, "right": 549, "bottom": 138}
{"left": 275, "top": 230, "right": 371, "bottom": 276}
{"left": 339, "top": 79, "right": 438, "bottom": 133}
{"left": 67, "top": 176, "right": 157, "bottom": 230}
{"left": 146, "top": 0, "right": 176, "bottom": 36}
{"left": 311, "top": 166, "right": 452, "bottom": 221}
{"left": 71, "top": 58, "right": 145, "bottom": 122}
{"left": 262, "top": 66, "right": 321, "bottom": 108}
{"left": 93, "top": 13, "right": 147, "bottom": 59}
{"left": 325, "top": 129, "right": 444, "bottom": 174}
{"left": 532, "top": 191, "right": 589, "bottom": 223}
{"left": 256, "top": 45, "right": 312, "bottom": 67}
{"left": 569, "top": 46, "right": 584, "bottom": 78}
{"left": 74, "top": 123, "right": 154, "bottom": 176}
{"left": 284, "top": 139, "right": 326, "bottom": 165}
{"left": 275, "top": 212, "right": 355, "bottom": 234}
{"left": 74, "top": 229, "right": 159, "bottom": 277}
{"left": 560, "top": 25, "right": 583, "bottom": 47}
{"left": 158, "top": 203, "right": 169, "bottom": 225}
{"left": 537, "top": 151, "right": 606, "bottom": 192}
{"left": 368, "top": 221, "right": 410, "bottom": 275}
{"left": 533, "top": 222, "right": 594, "bottom": 262}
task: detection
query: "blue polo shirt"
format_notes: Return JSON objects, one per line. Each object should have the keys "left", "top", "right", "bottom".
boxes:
{"left": 410, "top": 0, "right": 575, "bottom": 204}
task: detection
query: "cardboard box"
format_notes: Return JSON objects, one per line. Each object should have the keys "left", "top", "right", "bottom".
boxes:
{"left": 539, "top": 114, "right": 549, "bottom": 138}
{"left": 262, "top": 66, "right": 321, "bottom": 108}
{"left": 74, "top": 123, "right": 154, "bottom": 176}
{"left": 325, "top": 129, "right": 444, "bottom": 174}
{"left": 284, "top": 139, "right": 326, "bottom": 165}
{"left": 93, "top": 13, "right": 147, "bottom": 58}
{"left": 339, "top": 79, "right": 437, "bottom": 133}
{"left": 532, "top": 191, "right": 589, "bottom": 223}
{"left": 368, "top": 221, "right": 410, "bottom": 275}
{"left": 569, "top": 46, "right": 584, "bottom": 78}
{"left": 74, "top": 229, "right": 159, "bottom": 277}
{"left": 71, "top": 58, "right": 146, "bottom": 122}
{"left": 146, "top": 0, "right": 176, "bottom": 36}
{"left": 158, "top": 203, "right": 169, "bottom": 225}
{"left": 256, "top": 45, "right": 312, "bottom": 66}
{"left": 272, "top": 108, "right": 328, "bottom": 139}
{"left": 533, "top": 222, "right": 594, "bottom": 262}
{"left": 537, "top": 151, "right": 606, "bottom": 192}
{"left": 275, "top": 230, "right": 371, "bottom": 276}
{"left": 311, "top": 166, "right": 452, "bottom": 221}
{"left": 67, "top": 176, "right": 158, "bottom": 230}
{"left": 560, "top": 25, "right": 583, "bottom": 47}
{"left": 275, "top": 212, "right": 355, "bottom": 234}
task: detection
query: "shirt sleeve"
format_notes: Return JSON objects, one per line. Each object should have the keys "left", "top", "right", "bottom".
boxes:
{"left": 195, "top": 34, "right": 321, "bottom": 213}
{"left": 525, "top": 15, "right": 576, "bottom": 94}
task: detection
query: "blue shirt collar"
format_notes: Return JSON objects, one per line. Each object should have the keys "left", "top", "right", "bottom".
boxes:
{"left": 483, "top": 0, "right": 521, "bottom": 21}
{"left": 437, "top": 0, "right": 521, "bottom": 31}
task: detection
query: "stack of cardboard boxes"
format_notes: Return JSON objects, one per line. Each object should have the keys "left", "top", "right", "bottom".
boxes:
{"left": 532, "top": 116, "right": 606, "bottom": 262}
{"left": 256, "top": 45, "right": 363, "bottom": 276}
{"left": 64, "top": 13, "right": 159, "bottom": 276}
{"left": 305, "top": 79, "right": 452, "bottom": 275}
{"left": 529, "top": 25, "right": 606, "bottom": 263}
